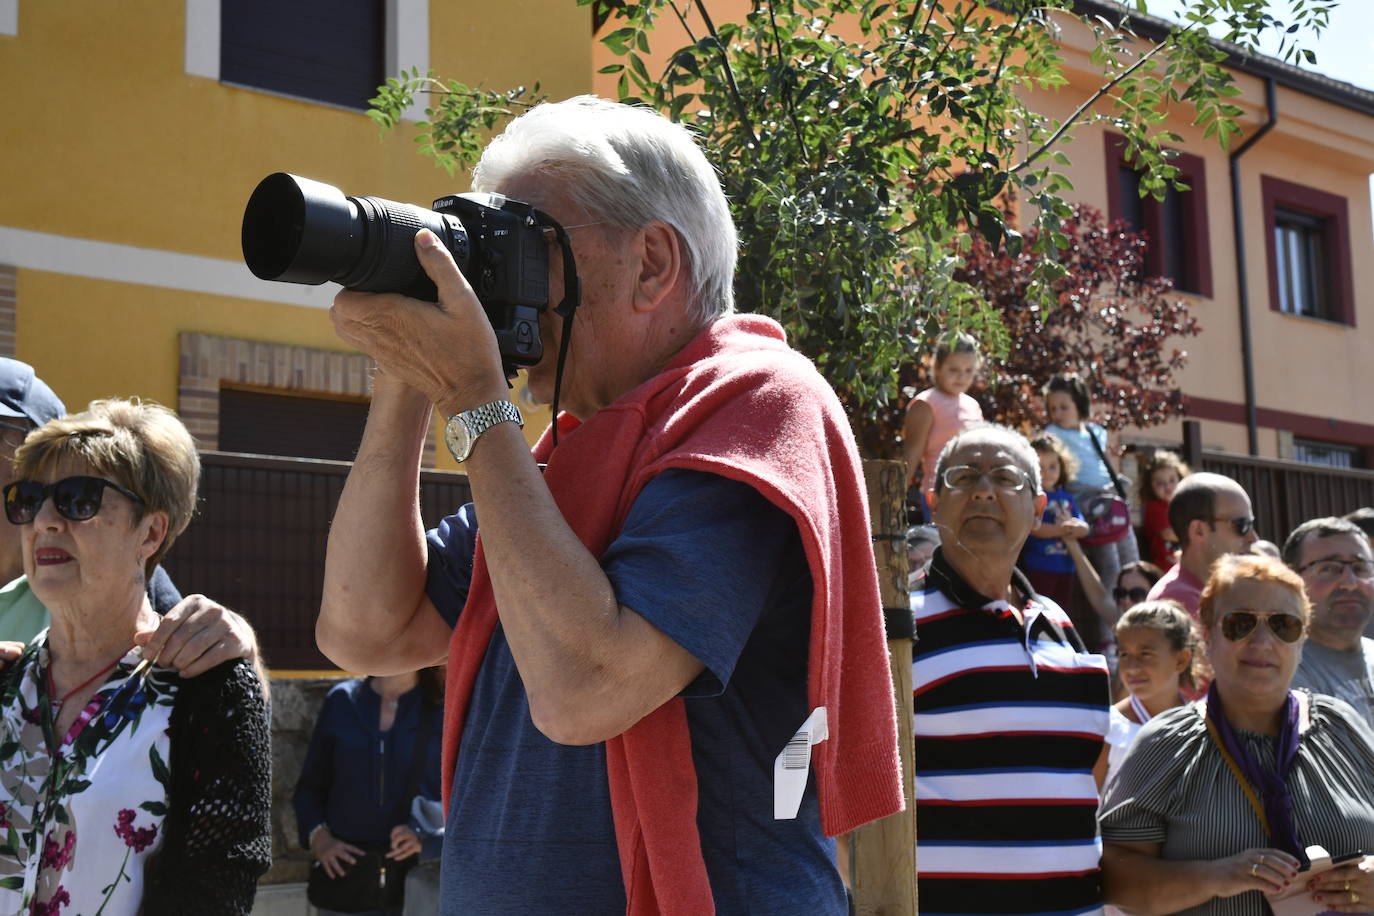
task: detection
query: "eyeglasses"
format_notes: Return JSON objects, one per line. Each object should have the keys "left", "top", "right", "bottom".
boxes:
{"left": 1297, "top": 558, "right": 1374, "bottom": 581}
{"left": 940, "top": 465, "right": 1030, "bottom": 492}
{"left": 1218, "top": 611, "right": 1305, "bottom": 643}
{"left": 1113, "top": 586, "right": 1150, "bottom": 604}
{"left": 3, "top": 476, "right": 144, "bottom": 525}
{"left": 1212, "top": 516, "right": 1256, "bottom": 537}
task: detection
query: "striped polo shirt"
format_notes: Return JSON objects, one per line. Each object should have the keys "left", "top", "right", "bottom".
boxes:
{"left": 912, "top": 549, "right": 1111, "bottom": 916}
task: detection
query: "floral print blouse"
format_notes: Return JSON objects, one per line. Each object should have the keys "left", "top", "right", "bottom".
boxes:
{"left": 0, "top": 633, "right": 178, "bottom": 916}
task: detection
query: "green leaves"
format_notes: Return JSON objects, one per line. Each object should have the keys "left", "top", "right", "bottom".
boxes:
{"left": 367, "top": 68, "right": 546, "bottom": 176}
{"left": 366, "top": 0, "right": 1337, "bottom": 455}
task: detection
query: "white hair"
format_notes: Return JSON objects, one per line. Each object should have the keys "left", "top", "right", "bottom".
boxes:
{"left": 472, "top": 95, "right": 737, "bottom": 324}
{"left": 933, "top": 424, "right": 1044, "bottom": 497}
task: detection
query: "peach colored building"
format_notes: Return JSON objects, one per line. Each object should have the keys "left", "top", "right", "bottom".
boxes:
{"left": 1034, "top": 1, "right": 1374, "bottom": 467}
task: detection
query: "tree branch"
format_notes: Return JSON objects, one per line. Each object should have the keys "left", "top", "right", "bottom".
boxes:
{"left": 767, "top": 1, "right": 811, "bottom": 165}
{"left": 1011, "top": 39, "right": 1167, "bottom": 174}
{"left": 694, "top": 0, "right": 760, "bottom": 148}
{"left": 666, "top": 0, "right": 699, "bottom": 44}
{"left": 980, "top": 4, "right": 1029, "bottom": 157}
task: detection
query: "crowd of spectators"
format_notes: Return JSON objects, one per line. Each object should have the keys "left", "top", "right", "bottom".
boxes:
{"left": 905, "top": 355, "right": 1374, "bottom": 915}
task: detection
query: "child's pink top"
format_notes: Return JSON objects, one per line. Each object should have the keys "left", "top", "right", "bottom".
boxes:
{"left": 913, "top": 387, "right": 984, "bottom": 492}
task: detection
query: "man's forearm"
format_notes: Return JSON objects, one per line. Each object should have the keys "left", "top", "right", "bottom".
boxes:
{"left": 319, "top": 379, "right": 435, "bottom": 670}
{"left": 458, "top": 420, "right": 702, "bottom": 745}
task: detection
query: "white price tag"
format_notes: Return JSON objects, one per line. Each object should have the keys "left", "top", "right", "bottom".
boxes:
{"left": 774, "top": 707, "right": 829, "bottom": 820}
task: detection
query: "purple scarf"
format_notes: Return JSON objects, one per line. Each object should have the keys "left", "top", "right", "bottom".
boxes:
{"left": 1205, "top": 683, "right": 1305, "bottom": 863}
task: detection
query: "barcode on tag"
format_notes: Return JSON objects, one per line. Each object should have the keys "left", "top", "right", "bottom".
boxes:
{"left": 782, "top": 733, "right": 810, "bottom": 770}
{"left": 774, "top": 707, "right": 829, "bottom": 820}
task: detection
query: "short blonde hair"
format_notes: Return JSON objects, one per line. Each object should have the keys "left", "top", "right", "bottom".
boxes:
{"left": 1198, "top": 554, "right": 1310, "bottom": 633}
{"left": 15, "top": 398, "right": 199, "bottom": 575}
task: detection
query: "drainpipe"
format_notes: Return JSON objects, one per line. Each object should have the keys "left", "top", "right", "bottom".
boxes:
{"left": 1229, "top": 76, "right": 1278, "bottom": 456}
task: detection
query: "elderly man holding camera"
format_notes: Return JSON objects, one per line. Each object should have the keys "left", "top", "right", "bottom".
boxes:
{"left": 911, "top": 424, "right": 1110, "bottom": 916}
{"left": 316, "top": 97, "right": 901, "bottom": 914}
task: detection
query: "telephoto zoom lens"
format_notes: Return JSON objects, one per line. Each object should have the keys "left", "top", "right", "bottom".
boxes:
{"left": 241, "top": 173, "right": 469, "bottom": 302}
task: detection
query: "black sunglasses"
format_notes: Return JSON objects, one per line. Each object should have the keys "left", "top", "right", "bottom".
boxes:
{"left": 3, "top": 476, "right": 144, "bottom": 525}
{"left": 1213, "top": 516, "right": 1256, "bottom": 537}
{"left": 1219, "top": 611, "right": 1304, "bottom": 643}
{"left": 1113, "top": 586, "right": 1150, "bottom": 604}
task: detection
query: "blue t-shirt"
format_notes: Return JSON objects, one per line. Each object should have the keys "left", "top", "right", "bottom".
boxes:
{"left": 1020, "top": 488, "right": 1083, "bottom": 574}
{"left": 424, "top": 469, "right": 844, "bottom": 915}
{"left": 1045, "top": 422, "right": 1112, "bottom": 488}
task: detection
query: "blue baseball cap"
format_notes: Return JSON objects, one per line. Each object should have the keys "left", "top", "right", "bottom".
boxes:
{"left": 0, "top": 359, "right": 65, "bottom": 429}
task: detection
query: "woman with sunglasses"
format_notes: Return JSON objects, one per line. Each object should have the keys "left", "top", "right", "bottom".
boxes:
{"left": 0, "top": 398, "right": 271, "bottom": 915}
{"left": 1101, "top": 555, "right": 1374, "bottom": 915}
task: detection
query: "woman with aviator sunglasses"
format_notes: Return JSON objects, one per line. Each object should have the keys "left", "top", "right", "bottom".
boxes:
{"left": 0, "top": 399, "right": 270, "bottom": 915}
{"left": 1101, "top": 555, "right": 1374, "bottom": 915}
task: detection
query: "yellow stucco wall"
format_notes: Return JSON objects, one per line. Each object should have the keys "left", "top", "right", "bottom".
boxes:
{"left": 1, "top": 0, "right": 584, "bottom": 464}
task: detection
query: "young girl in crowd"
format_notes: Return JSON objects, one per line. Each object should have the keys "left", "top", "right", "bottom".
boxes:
{"left": 1137, "top": 450, "right": 1189, "bottom": 570}
{"left": 1094, "top": 600, "right": 1197, "bottom": 790}
{"left": 1043, "top": 373, "right": 1140, "bottom": 600}
{"left": 902, "top": 331, "right": 984, "bottom": 521}
{"left": 1021, "top": 435, "right": 1089, "bottom": 612}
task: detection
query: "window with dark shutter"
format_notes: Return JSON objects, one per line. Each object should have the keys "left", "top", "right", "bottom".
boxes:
{"left": 1261, "top": 175, "right": 1354, "bottom": 326}
{"left": 220, "top": 0, "right": 385, "bottom": 110}
{"left": 218, "top": 387, "right": 370, "bottom": 462}
{"left": 1107, "top": 135, "right": 1211, "bottom": 297}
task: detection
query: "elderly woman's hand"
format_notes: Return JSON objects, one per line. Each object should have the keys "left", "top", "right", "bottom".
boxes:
{"left": 386, "top": 824, "right": 422, "bottom": 860}
{"left": 1210, "top": 848, "right": 1301, "bottom": 898}
{"left": 0, "top": 641, "right": 23, "bottom": 664}
{"left": 133, "top": 595, "right": 259, "bottom": 677}
{"left": 311, "top": 826, "right": 365, "bottom": 880}
{"left": 1309, "top": 856, "right": 1374, "bottom": 913}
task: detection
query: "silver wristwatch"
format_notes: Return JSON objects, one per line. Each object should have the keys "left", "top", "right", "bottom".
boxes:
{"left": 443, "top": 400, "right": 523, "bottom": 462}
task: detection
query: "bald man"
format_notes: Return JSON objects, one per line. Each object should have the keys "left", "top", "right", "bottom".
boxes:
{"left": 1145, "top": 472, "right": 1259, "bottom": 617}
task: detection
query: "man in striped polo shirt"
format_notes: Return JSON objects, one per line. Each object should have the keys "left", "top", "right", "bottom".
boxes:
{"left": 912, "top": 425, "right": 1111, "bottom": 916}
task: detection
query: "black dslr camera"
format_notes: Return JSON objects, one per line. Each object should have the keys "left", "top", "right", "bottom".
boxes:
{"left": 241, "top": 173, "right": 568, "bottom": 374}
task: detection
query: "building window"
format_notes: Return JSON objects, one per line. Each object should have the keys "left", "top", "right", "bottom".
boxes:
{"left": 1274, "top": 208, "right": 1330, "bottom": 319}
{"left": 1262, "top": 176, "right": 1355, "bottom": 326}
{"left": 1105, "top": 134, "right": 1213, "bottom": 298}
{"left": 218, "top": 387, "right": 370, "bottom": 462}
{"left": 177, "top": 332, "right": 438, "bottom": 467}
{"left": 220, "top": 0, "right": 385, "bottom": 110}
{"left": 1293, "top": 437, "right": 1361, "bottom": 470}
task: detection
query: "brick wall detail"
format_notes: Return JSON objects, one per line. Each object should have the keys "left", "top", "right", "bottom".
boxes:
{"left": 178, "top": 332, "right": 437, "bottom": 466}
{"left": 0, "top": 267, "right": 17, "bottom": 358}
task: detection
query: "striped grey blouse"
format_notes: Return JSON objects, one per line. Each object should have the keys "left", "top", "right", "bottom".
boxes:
{"left": 1100, "top": 691, "right": 1374, "bottom": 915}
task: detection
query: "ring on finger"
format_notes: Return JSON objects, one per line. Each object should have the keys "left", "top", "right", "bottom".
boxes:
{"left": 1250, "top": 862, "right": 1259, "bottom": 877}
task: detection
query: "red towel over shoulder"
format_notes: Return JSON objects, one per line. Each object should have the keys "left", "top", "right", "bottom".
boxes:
{"left": 441, "top": 314, "right": 903, "bottom": 914}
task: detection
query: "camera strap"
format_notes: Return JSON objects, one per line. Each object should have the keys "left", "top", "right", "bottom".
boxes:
{"left": 533, "top": 211, "right": 582, "bottom": 448}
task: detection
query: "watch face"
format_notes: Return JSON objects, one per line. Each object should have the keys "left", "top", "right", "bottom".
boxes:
{"left": 445, "top": 416, "right": 474, "bottom": 462}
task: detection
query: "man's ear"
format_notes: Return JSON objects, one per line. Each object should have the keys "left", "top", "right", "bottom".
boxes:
{"left": 1034, "top": 491, "right": 1047, "bottom": 517}
{"left": 1186, "top": 518, "right": 1210, "bottom": 549}
{"left": 631, "top": 221, "right": 683, "bottom": 314}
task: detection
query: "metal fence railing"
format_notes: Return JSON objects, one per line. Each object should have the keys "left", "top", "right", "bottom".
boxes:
{"left": 1180, "top": 420, "right": 1374, "bottom": 544}
{"left": 161, "top": 452, "right": 472, "bottom": 669}
{"left": 167, "top": 436, "right": 1374, "bottom": 667}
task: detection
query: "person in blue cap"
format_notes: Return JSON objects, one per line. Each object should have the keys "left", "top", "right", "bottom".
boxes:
{"left": 0, "top": 358, "right": 261, "bottom": 676}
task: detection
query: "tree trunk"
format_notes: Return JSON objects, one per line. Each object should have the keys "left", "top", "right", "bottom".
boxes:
{"left": 849, "top": 458, "right": 917, "bottom": 915}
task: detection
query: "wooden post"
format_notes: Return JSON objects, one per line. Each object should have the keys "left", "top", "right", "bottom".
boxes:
{"left": 850, "top": 458, "right": 917, "bottom": 915}
{"left": 1183, "top": 419, "right": 1204, "bottom": 470}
